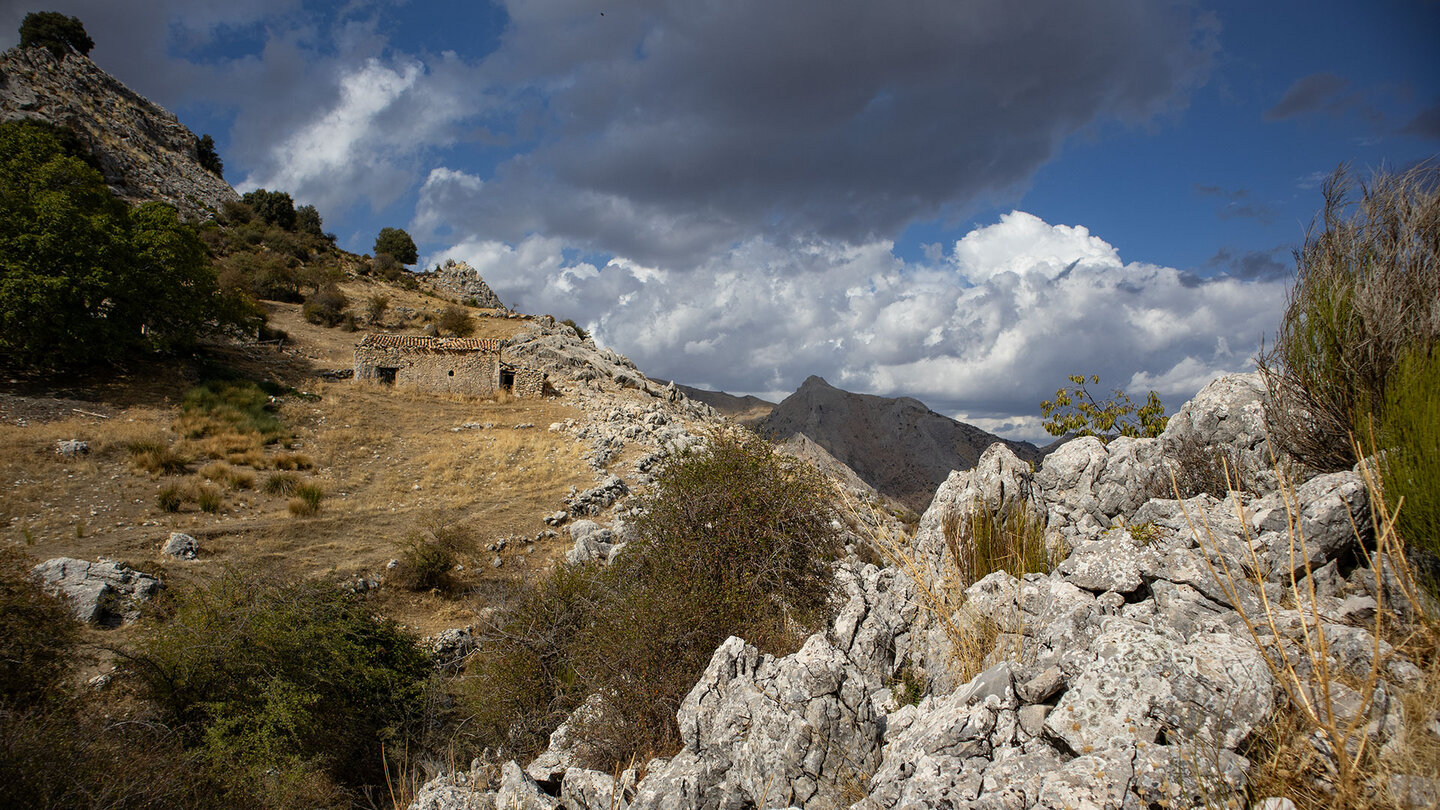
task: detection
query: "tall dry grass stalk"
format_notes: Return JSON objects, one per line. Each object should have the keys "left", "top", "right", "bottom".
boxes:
{"left": 1179, "top": 450, "right": 1438, "bottom": 808}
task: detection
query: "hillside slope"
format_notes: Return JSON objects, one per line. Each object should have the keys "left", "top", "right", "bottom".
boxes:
{"left": 757, "top": 375, "right": 1042, "bottom": 511}
{"left": 0, "top": 45, "right": 237, "bottom": 217}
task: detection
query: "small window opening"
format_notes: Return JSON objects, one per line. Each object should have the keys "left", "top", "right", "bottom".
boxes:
{"left": 448, "top": 370, "right": 455, "bottom": 376}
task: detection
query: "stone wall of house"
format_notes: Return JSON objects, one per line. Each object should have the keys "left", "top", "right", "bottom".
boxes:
{"left": 354, "top": 335, "right": 503, "bottom": 395}
{"left": 511, "top": 369, "right": 546, "bottom": 398}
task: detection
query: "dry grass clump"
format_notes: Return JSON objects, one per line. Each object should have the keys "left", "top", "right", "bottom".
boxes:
{"left": 1182, "top": 453, "right": 1439, "bottom": 808}
{"left": 1258, "top": 163, "right": 1440, "bottom": 473}
{"left": 945, "top": 501, "right": 1054, "bottom": 586}
{"left": 126, "top": 439, "right": 190, "bottom": 475}
{"left": 288, "top": 482, "right": 324, "bottom": 516}
{"left": 199, "top": 461, "right": 255, "bottom": 490}
{"left": 269, "top": 451, "right": 313, "bottom": 471}
{"left": 262, "top": 471, "right": 301, "bottom": 496}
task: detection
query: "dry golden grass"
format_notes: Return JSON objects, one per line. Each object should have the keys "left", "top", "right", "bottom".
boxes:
{"left": 1182, "top": 451, "right": 1440, "bottom": 809}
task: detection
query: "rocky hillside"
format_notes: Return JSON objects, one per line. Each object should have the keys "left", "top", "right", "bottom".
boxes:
{"left": 653, "top": 381, "right": 776, "bottom": 425}
{"left": 410, "top": 373, "right": 1439, "bottom": 810}
{"left": 0, "top": 46, "right": 237, "bottom": 218}
{"left": 758, "top": 375, "right": 1044, "bottom": 511}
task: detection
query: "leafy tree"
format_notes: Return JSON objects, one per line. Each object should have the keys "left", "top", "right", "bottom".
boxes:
{"left": 1041, "top": 373, "right": 1168, "bottom": 442}
{"left": 374, "top": 226, "right": 418, "bottom": 265}
{"left": 294, "top": 204, "right": 323, "bottom": 237}
{"left": 196, "top": 134, "right": 223, "bottom": 178}
{"left": 19, "top": 11, "right": 94, "bottom": 59}
{"left": 0, "top": 120, "right": 226, "bottom": 368}
{"left": 241, "top": 189, "right": 296, "bottom": 230}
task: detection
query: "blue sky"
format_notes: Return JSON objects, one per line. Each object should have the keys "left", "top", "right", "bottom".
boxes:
{"left": 4, "top": 0, "right": 1436, "bottom": 440}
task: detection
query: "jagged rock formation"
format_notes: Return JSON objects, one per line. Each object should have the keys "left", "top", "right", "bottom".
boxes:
{"left": 426, "top": 259, "right": 507, "bottom": 310}
{"left": 758, "top": 375, "right": 1043, "bottom": 512}
{"left": 0, "top": 46, "right": 237, "bottom": 218}
{"left": 411, "top": 371, "right": 1432, "bottom": 809}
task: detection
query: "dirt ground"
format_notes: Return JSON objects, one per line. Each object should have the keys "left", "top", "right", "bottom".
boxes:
{"left": 1, "top": 285, "right": 601, "bottom": 636}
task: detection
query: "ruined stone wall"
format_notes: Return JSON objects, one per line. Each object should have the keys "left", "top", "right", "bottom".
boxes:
{"left": 511, "top": 369, "right": 546, "bottom": 398}
{"left": 354, "top": 344, "right": 499, "bottom": 395}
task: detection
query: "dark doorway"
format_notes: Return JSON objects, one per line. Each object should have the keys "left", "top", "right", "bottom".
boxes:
{"left": 499, "top": 369, "right": 515, "bottom": 390}
{"left": 376, "top": 367, "right": 399, "bottom": 385}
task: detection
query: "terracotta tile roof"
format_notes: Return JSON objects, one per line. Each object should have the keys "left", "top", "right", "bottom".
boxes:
{"left": 358, "top": 334, "right": 501, "bottom": 352}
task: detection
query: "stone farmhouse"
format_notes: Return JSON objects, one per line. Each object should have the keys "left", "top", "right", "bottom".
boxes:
{"left": 353, "top": 334, "right": 545, "bottom": 397}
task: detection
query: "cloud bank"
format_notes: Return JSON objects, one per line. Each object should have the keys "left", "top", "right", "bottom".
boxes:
{"left": 430, "top": 211, "right": 1286, "bottom": 443}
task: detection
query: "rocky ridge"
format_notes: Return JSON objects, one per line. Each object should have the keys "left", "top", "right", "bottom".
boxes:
{"left": 410, "top": 372, "right": 1436, "bottom": 809}
{"left": 0, "top": 46, "right": 238, "bottom": 218}
{"left": 425, "top": 259, "right": 508, "bottom": 310}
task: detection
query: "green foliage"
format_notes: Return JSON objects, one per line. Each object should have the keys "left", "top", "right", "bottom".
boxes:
{"left": 1378, "top": 349, "right": 1440, "bottom": 586}
{"left": 1258, "top": 164, "right": 1440, "bottom": 472}
{"left": 122, "top": 572, "right": 432, "bottom": 796}
{"left": 196, "top": 134, "right": 223, "bottom": 178}
{"left": 19, "top": 11, "right": 93, "bottom": 58}
{"left": 241, "top": 189, "right": 297, "bottom": 230}
{"left": 391, "top": 520, "right": 474, "bottom": 592}
{"left": 302, "top": 285, "right": 349, "bottom": 327}
{"left": 462, "top": 428, "right": 841, "bottom": 768}
{"left": 181, "top": 379, "right": 286, "bottom": 439}
{"left": 1040, "top": 374, "right": 1168, "bottom": 442}
{"left": 0, "top": 121, "right": 225, "bottom": 368}
{"left": 374, "top": 227, "right": 418, "bottom": 265}
{"left": 294, "top": 204, "right": 323, "bottom": 237}
{"left": 437, "top": 303, "right": 475, "bottom": 337}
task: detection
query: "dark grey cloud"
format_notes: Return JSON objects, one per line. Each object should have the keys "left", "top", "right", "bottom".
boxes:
{"left": 420, "top": 0, "right": 1218, "bottom": 266}
{"left": 1401, "top": 100, "right": 1440, "bottom": 140}
{"left": 1207, "top": 245, "right": 1292, "bottom": 281}
{"left": 1194, "top": 184, "right": 1278, "bottom": 224}
{"left": 1265, "top": 72, "right": 1351, "bottom": 121}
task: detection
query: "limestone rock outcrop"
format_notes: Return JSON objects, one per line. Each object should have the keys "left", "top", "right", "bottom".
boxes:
{"left": 0, "top": 46, "right": 238, "bottom": 218}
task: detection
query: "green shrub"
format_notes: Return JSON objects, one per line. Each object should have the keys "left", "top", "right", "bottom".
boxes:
{"left": 1258, "top": 164, "right": 1440, "bottom": 472}
{"left": 121, "top": 572, "right": 432, "bottom": 799}
{"left": 1379, "top": 348, "right": 1440, "bottom": 588}
{"left": 462, "top": 429, "right": 841, "bottom": 769}
{"left": 459, "top": 565, "right": 605, "bottom": 758}
{"left": 302, "top": 285, "right": 348, "bottom": 327}
{"left": 241, "top": 189, "right": 296, "bottom": 230}
{"left": 196, "top": 134, "right": 223, "bottom": 178}
{"left": 391, "top": 520, "right": 474, "bottom": 592}
{"left": 437, "top": 303, "right": 475, "bottom": 337}
{"left": 1040, "top": 373, "right": 1167, "bottom": 441}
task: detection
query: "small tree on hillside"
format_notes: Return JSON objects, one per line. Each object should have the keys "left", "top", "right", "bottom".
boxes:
{"left": 295, "top": 204, "right": 324, "bottom": 237}
{"left": 241, "top": 188, "right": 297, "bottom": 230}
{"left": 195, "top": 134, "right": 223, "bottom": 178}
{"left": 19, "top": 12, "right": 94, "bottom": 59}
{"left": 1040, "top": 374, "right": 1168, "bottom": 442}
{"left": 374, "top": 227, "right": 418, "bottom": 265}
